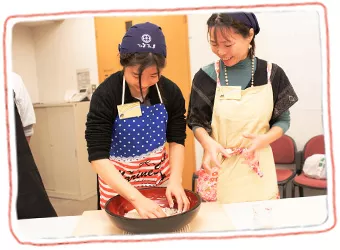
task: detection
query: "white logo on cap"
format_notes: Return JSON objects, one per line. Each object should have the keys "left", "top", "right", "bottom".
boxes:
{"left": 141, "top": 34, "right": 151, "bottom": 43}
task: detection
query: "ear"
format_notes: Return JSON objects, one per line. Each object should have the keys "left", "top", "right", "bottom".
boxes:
{"left": 248, "top": 28, "right": 255, "bottom": 41}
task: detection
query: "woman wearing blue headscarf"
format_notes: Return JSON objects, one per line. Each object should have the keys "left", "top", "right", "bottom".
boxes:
{"left": 187, "top": 12, "right": 299, "bottom": 203}
{"left": 85, "top": 22, "right": 189, "bottom": 218}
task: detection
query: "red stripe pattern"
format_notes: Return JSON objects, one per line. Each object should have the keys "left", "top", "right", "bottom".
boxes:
{"left": 99, "top": 146, "right": 170, "bottom": 209}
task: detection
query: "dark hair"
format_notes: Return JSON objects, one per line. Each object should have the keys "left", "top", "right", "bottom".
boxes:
{"left": 207, "top": 13, "right": 255, "bottom": 58}
{"left": 120, "top": 52, "right": 166, "bottom": 103}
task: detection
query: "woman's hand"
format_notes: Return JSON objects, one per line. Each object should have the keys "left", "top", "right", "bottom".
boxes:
{"left": 131, "top": 195, "right": 167, "bottom": 219}
{"left": 201, "top": 137, "right": 231, "bottom": 175}
{"left": 165, "top": 180, "right": 190, "bottom": 213}
{"left": 193, "top": 127, "right": 230, "bottom": 175}
{"left": 242, "top": 126, "right": 284, "bottom": 158}
{"left": 242, "top": 133, "right": 269, "bottom": 159}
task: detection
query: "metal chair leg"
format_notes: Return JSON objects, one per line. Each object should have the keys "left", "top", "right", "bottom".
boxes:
{"left": 97, "top": 175, "right": 101, "bottom": 210}
{"left": 292, "top": 183, "right": 295, "bottom": 198}
{"left": 191, "top": 175, "right": 195, "bottom": 192}
{"left": 299, "top": 186, "right": 304, "bottom": 197}
{"left": 282, "top": 184, "right": 287, "bottom": 198}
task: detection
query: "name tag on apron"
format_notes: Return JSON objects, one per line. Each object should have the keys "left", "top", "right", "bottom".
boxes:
{"left": 117, "top": 102, "right": 142, "bottom": 119}
{"left": 218, "top": 86, "right": 242, "bottom": 100}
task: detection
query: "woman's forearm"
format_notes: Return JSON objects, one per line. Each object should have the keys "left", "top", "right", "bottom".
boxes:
{"left": 91, "top": 159, "right": 144, "bottom": 203}
{"left": 264, "top": 126, "right": 284, "bottom": 145}
{"left": 193, "top": 127, "right": 213, "bottom": 149}
{"left": 168, "top": 142, "right": 185, "bottom": 184}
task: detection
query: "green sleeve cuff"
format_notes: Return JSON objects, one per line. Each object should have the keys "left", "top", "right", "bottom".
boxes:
{"left": 271, "top": 110, "right": 291, "bottom": 133}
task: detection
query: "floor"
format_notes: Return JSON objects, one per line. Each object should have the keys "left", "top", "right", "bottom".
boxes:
{"left": 48, "top": 183, "right": 327, "bottom": 217}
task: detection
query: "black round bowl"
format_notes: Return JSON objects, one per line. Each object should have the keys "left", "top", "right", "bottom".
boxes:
{"left": 104, "top": 187, "right": 202, "bottom": 234}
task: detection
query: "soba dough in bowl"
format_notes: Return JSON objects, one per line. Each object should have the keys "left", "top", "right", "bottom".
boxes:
{"left": 104, "top": 187, "right": 202, "bottom": 234}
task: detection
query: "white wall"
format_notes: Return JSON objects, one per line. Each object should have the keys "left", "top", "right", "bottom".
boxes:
{"left": 32, "top": 18, "right": 99, "bottom": 103}
{"left": 12, "top": 25, "right": 40, "bottom": 103}
{"left": 188, "top": 10, "right": 323, "bottom": 170}
{"left": 12, "top": 17, "right": 99, "bottom": 104}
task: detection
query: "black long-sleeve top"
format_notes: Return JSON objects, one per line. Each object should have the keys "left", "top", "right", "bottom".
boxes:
{"left": 85, "top": 71, "right": 187, "bottom": 162}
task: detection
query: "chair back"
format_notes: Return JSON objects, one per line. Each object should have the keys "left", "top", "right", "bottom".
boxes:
{"left": 303, "top": 135, "right": 325, "bottom": 162}
{"left": 270, "top": 134, "right": 297, "bottom": 164}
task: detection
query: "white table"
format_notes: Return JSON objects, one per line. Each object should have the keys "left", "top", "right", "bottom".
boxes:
{"left": 223, "top": 195, "right": 328, "bottom": 230}
{"left": 14, "top": 195, "right": 328, "bottom": 239}
{"left": 14, "top": 215, "right": 80, "bottom": 240}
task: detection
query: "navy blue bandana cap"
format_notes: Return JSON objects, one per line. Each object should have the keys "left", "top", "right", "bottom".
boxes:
{"left": 118, "top": 22, "right": 167, "bottom": 57}
{"left": 227, "top": 12, "right": 260, "bottom": 35}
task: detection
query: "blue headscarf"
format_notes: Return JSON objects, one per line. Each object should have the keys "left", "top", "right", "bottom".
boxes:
{"left": 118, "top": 22, "right": 167, "bottom": 57}
{"left": 227, "top": 12, "right": 260, "bottom": 35}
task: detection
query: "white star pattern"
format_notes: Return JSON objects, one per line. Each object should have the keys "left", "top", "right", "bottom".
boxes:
{"left": 110, "top": 105, "right": 168, "bottom": 158}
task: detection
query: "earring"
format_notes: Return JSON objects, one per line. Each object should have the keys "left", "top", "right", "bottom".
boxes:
{"left": 248, "top": 44, "right": 252, "bottom": 49}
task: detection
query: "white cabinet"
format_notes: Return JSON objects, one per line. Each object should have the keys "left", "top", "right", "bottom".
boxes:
{"left": 30, "top": 101, "right": 97, "bottom": 201}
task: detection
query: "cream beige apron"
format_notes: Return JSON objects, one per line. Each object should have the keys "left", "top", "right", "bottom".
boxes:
{"left": 211, "top": 61, "right": 279, "bottom": 204}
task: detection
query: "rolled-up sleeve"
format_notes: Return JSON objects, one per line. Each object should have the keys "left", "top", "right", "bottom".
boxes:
{"left": 165, "top": 83, "right": 187, "bottom": 146}
{"left": 187, "top": 69, "right": 216, "bottom": 135}
{"left": 270, "top": 64, "right": 299, "bottom": 121}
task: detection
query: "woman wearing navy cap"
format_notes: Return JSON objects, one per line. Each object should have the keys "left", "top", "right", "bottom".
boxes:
{"left": 187, "top": 12, "right": 299, "bottom": 203}
{"left": 85, "top": 22, "right": 189, "bottom": 218}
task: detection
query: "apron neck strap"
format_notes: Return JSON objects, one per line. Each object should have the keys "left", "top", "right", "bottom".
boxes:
{"left": 155, "top": 83, "right": 163, "bottom": 103}
{"left": 122, "top": 77, "right": 126, "bottom": 105}
{"left": 122, "top": 77, "right": 163, "bottom": 104}
{"left": 214, "top": 60, "right": 221, "bottom": 87}
{"left": 267, "top": 62, "right": 272, "bottom": 84}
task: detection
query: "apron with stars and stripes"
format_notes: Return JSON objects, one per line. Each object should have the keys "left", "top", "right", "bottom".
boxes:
{"left": 98, "top": 77, "right": 170, "bottom": 209}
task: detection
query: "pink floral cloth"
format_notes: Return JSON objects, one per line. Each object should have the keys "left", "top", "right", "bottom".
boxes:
{"left": 197, "top": 148, "right": 263, "bottom": 202}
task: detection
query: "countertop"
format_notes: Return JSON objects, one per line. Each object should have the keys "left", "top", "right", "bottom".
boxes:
{"left": 14, "top": 195, "right": 329, "bottom": 240}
